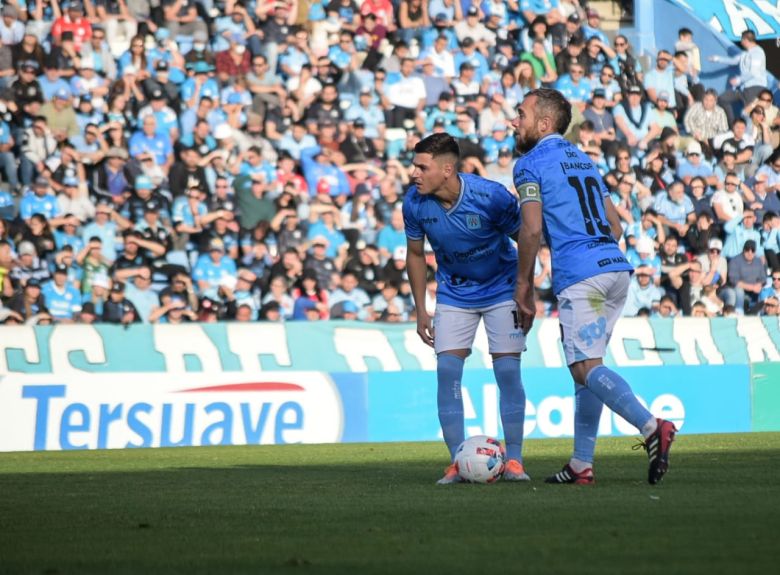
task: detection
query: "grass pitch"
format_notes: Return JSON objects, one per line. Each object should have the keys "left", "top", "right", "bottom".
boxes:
{"left": 1, "top": 433, "right": 779, "bottom": 575}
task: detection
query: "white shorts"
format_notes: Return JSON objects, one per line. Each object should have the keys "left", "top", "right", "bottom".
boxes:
{"left": 557, "top": 271, "right": 630, "bottom": 366}
{"left": 433, "top": 300, "right": 526, "bottom": 355}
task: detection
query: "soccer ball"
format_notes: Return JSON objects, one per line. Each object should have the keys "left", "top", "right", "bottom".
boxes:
{"left": 455, "top": 435, "right": 506, "bottom": 483}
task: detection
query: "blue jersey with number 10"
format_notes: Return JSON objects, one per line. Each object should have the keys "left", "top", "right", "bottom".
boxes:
{"left": 403, "top": 173, "right": 521, "bottom": 309}
{"left": 513, "top": 134, "right": 633, "bottom": 295}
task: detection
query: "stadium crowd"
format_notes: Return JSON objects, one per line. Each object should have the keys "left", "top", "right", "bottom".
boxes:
{"left": 0, "top": 0, "right": 779, "bottom": 326}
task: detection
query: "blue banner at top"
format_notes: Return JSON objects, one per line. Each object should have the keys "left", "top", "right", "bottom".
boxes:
{"left": 671, "top": 0, "right": 780, "bottom": 41}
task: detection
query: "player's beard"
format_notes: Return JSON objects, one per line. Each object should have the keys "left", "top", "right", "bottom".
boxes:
{"left": 515, "top": 127, "right": 540, "bottom": 154}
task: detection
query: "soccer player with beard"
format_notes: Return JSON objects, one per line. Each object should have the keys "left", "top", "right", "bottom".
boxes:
{"left": 511, "top": 88, "right": 677, "bottom": 485}
{"left": 403, "top": 133, "right": 530, "bottom": 484}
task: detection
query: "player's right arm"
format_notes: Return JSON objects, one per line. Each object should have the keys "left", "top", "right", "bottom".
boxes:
{"left": 403, "top": 189, "right": 433, "bottom": 347}
{"left": 406, "top": 237, "right": 433, "bottom": 347}
{"left": 604, "top": 197, "right": 624, "bottom": 242}
{"left": 515, "top": 201, "right": 542, "bottom": 334}
{"left": 513, "top": 164, "right": 543, "bottom": 334}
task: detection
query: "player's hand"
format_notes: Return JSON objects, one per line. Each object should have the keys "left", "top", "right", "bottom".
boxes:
{"left": 514, "top": 280, "right": 535, "bottom": 334}
{"left": 416, "top": 311, "right": 434, "bottom": 347}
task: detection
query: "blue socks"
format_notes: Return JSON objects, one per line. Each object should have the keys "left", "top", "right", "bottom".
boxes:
{"left": 585, "top": 365, "right": 653, "bottom": 432}
{"left": 492, "top": 356, "right": 526, "bottom": 462}
{"left": 572, "top": 384, "right": 604, "bottom": 465}
{"left": 437, "top": 353, "right": 465, "bottom": 461}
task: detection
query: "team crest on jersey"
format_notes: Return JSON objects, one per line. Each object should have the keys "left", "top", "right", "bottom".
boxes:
{"left": 465, "top": 214, "right": 481, "bottom": 229}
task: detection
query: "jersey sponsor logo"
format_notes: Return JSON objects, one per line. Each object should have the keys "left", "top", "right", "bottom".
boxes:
{"left": 465, "top": 214, "right": 481, "bottom": 229}
{"left": 598, "top": 256, "right": 628, "bottom": 267}
{"left": 518, "top": 183, "right": 540, "bottom": 202}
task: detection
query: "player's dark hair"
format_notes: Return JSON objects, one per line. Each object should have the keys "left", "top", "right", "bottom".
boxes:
{"left": 414, "top": 133, "right": 460, "bottom": 160}
{"left": 526, "top": 88, "right": 572, "bottom": 135}
{"left": 741, "top": 30, "right": 756, "bottom": 43}
{"left": 678, "top": 27, "right": 692, "bottom": 37}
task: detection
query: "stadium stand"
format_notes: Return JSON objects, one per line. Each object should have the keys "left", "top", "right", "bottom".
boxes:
{"left": 0, "top": 0, "right": 778, "bottom": 325}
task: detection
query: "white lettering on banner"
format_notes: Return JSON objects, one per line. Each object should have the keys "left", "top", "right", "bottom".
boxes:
{"left": 709, "top": 14, "right": 725, "bottom": 34}
{"left": 154, "top": 325, "right": 222, "bottom": 373}
{"left": 50, "top": 325, "right": 106, "bottom": 373}
{"left": 460, "top": 385, "right": 685, "bottom": 439}
{"left": 536, "top": 396, "right": 575, "bottom": 437}
{"left": 609, "top": 318, "right": 663, "bottom": 366}
{"left": 736, "top": 316, "right": 780, "bottom": 362}
{"left": 651, "top": 394, "right": 686, "bottom": 430}
{"left": 0, "top": 372, "right": 343, "bottom": 452}
{"left": 333, "top": 327, "right": 401, "bottom": 371}
{"left": 537, "top": 318, "right": 565, "bottom": 367}
{"left": 722, "top": 0, "right": 776, "bottom": 36}
{"left": 403, "top": 330, "right": 437, "bottom": 371}
{"left": 674, "top": 317, "right": 724, "bottom": 364}
{"left": 226, "top": 323, "right": 292, "bottom": 370}
{"left": 754, "top": 1, "right": 780, "bottom": 26}
{"left": 0, "top": 326, "right": 40, "bottom": 374}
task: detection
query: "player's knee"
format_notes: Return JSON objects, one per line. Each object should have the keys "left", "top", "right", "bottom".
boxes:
{"left": 438, "top": 349, "right": 471, "bottom": 360}
{"left": 570, "top": 358, "right": 604, "bottom": 385}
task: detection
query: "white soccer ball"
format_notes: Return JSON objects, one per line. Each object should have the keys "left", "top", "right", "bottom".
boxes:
{"left": 455, "top": 435, "right": 506, "bottom": 483}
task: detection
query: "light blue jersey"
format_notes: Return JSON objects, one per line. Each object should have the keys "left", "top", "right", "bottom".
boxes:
{"left": 513, "top": 134, "right": 633, "bottom": 295}
{"left": 403, "top": 173, "right": 521, "bottom": 308}
{"left": 41, "top": 281, "right": 82, "bottom": 320}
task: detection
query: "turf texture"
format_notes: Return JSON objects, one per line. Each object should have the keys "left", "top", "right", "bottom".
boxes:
{"left": 1, "top": 433, "right": 779, "bottom": 575}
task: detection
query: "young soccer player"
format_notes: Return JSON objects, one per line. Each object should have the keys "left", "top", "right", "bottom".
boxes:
{"left": 511, "top": 88, "right": 677, "bottom": 485}
{"left": 404, "top": 133, "right": 529, "bottom": 484}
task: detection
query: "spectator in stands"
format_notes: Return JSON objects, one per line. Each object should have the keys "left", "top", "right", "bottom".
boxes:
{"left": 723, "top": 208, "right": 762, "bottom": 260}
{"left": 710, "top": 30, "right": 768, "bottom": 126}
{"left": 711, "top": 171, "right": 746, "bottom": 225}
{"left": 759, "top": 295, "right": 779, "bottom": 316}
{"left": 759, "top": 271, "right": 780, "bottom": 304}
{"left": 698, "top": 237, "right": 729, "bottom": 293}
{"left": 612, "top": 33, "right": 643, "bottom": 92}
{"left": 720, "top": 239, "right": 766, "bottom": 314}
{"left": 644, "top": 50, "right": 676, "bottom": 112}
{"left": 122, "top": 264, "right": 158, "bottom": 323}
{"left": 744, "top": 102, "right": 774, "bottom": 167}
{"left": 684, "top": 88, "right": 729, "bottom": 153}
{"left": 745, "top": 172, "right": 780, "bottom": 223}
{"left": 554, "top": 62, "right": 590, "bottom": 113}
{"left": 623, "top": 265, "right": 663, "bottom": 316}
{"left": 712, "top": 118, "right": 756, "bottom": 176}
{"left": 520, "top": 39, "right": 557, "bottom": 87}
{"left": 677, "top": 140, "right": 717, "bottom": 187}
{"left": 614, "top": 85, "right": 657, "bottom": 152}
{"left": 654, "top": 180, "right": 695, "bottom": 238}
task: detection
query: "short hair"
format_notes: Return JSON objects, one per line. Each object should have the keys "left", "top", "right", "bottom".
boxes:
{"left": 704, "top": 88, "right": 718, "bottom": 98}
{"left": 525, "top": 88, "right": 572, "bottom": 135}
{"left": 414, "top": 133, "right": 460, "bottom": 160}
{"left": 678, "top": 27, "right": 693, "bottom": 37}
{"left": 741, "top": 30, "right": 756, "bottom": 43}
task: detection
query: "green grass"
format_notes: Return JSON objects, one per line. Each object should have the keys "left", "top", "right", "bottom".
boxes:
{"left": 1, "top": 433, "right": 779, "bottom": 575}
